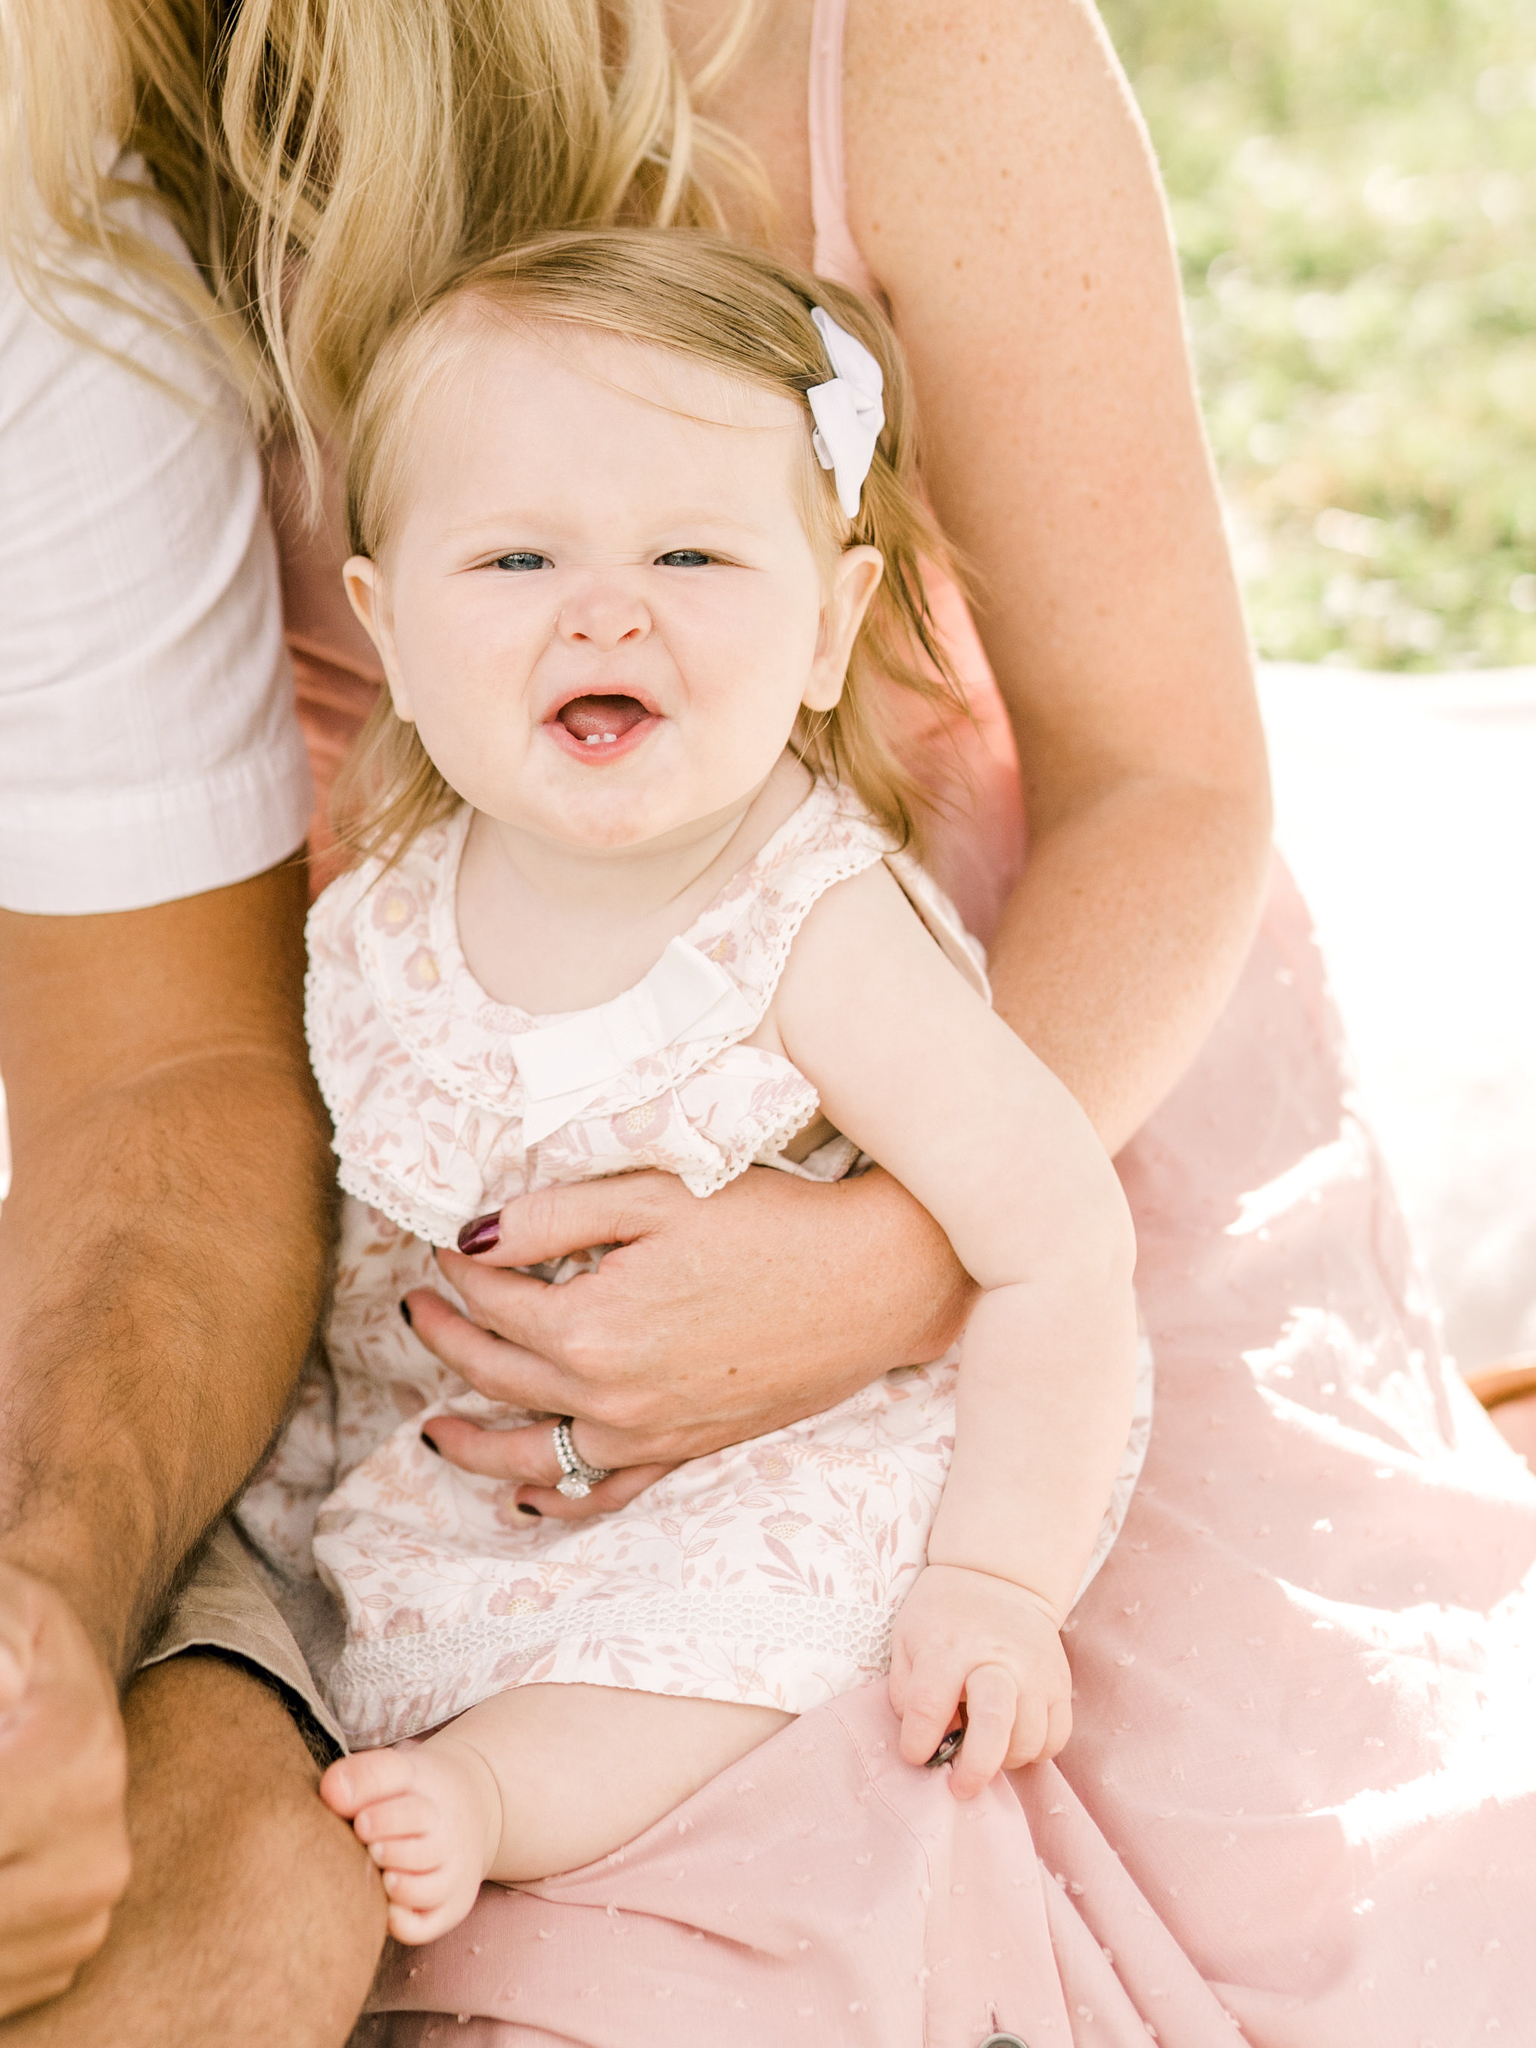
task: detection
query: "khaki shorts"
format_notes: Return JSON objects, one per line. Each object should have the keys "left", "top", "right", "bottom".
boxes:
{"left": 139, "top": 1520, "right": 347, "bottom": 1762}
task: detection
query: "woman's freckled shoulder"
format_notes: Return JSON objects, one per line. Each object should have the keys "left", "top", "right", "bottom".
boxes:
{"left": 846, "top": 0, "right": 1075, "bottom": 104}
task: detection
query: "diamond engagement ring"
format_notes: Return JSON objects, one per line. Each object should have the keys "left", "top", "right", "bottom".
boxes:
{"left": 550, "top": 1418, "right": 611, "bottom": 1500}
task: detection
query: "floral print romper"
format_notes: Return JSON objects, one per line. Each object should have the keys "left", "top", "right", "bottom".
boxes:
{"left": 237, "top": 780, "right": 1151, "bottom": 1749}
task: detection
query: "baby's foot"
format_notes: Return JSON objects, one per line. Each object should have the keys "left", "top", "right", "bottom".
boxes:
{"left": 320, "top": 1739, "right": 502, "bottom": 1944}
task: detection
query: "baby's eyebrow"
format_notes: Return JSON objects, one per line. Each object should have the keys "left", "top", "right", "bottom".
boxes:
{"left": 441, "top": 507, "right": 773, "bottom": 542}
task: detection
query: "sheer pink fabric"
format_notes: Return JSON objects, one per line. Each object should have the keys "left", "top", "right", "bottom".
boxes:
{"left": 278, "top": 10, "right": 1536, "bottom": 2035}
{"left": 349, "top": 856, "right": 1536, "bottom": 2045}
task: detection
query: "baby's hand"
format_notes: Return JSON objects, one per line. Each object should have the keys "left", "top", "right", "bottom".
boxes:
{"left": 888, "top": 1563, "right": 1072, "bottom": 1798}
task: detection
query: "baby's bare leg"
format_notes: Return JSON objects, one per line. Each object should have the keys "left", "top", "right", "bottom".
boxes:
{"left": 320, "top": 1686, "right": 791, "bottom": 1944}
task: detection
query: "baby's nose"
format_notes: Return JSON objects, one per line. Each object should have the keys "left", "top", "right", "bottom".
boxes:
{"left": 558, "top": 578, "right": 651, "bottom": 650}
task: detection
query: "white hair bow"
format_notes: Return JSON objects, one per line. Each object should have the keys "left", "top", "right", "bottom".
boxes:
{"left": 806, "top": 306, "right": 886, "bottom": 519}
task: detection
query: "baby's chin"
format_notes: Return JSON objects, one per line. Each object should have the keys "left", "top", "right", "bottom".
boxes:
{"left": 464, "top": 736, "right": 800, "bottom": 859}
{"left": 514, "top": 778, "right": 779, "bottom": 860}
{"left": 477, "top": 783, "right": 729, "bottom": 857}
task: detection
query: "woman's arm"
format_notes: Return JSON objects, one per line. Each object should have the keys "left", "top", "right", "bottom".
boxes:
{"left": 0, "top": 865, "right": 334, "bottom": 2005}
{"left": 408, "top": 0, "right": 1266, "bottom": 1484}
{"left": 847, "top": 0, "right": 1272, "bottom": 1152}
{"left": 406, "top": 1161, "right": 972, "bottom": 1506}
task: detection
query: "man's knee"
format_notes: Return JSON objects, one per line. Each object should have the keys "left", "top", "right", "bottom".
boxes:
{"left": 0, "top": 1655, "right": 385, "bottom": 2048}
{"left": 123, "top": 1652, "right": 383, "bottom": 1928}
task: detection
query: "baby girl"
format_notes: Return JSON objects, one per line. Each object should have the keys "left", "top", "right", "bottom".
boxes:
{"left": 238, "top": 228, "right": 1146, "bottom": 1946}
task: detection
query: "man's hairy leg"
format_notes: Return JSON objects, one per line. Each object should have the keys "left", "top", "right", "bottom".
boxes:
{"left": 0, "top": 865, "right": 336, "bottom": 2003}
{"left": 0, "top": 1656, "right": 386, "bottom": 2047}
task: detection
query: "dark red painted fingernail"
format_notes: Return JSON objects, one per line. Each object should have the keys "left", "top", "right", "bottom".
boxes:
{"left": 398, "top": 1298, "right": 413, "bottom": 1327}
{"left": 516, "top": 1503, "right": 541, "bottom": 1517}
{"left": 457, "top": 1213, "right": 500, "bottom": 1255}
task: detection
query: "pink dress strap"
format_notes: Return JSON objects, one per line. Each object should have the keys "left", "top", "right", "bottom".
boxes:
{"left": 808, "top": 0, "right": 879, "bottom": 296}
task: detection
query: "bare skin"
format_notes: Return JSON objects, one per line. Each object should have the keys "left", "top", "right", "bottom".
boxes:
{"left": 0, "top": 0, "right": 1266, "bottom": 2033}
{"left": 1471, "top": 1358, "right": 1536, "bottom": 1462}
{"left": 414, "top": 0, "right": 1270, "bottom": 1510}
{"left": 0, "top": 866, "right": 379, "bottom": 2029}
{"left": 0, "top": 1657, "right": 384, "bottom": 2047}
{"left": 322, "top": 1687, "right": 792, "bottom": 1944}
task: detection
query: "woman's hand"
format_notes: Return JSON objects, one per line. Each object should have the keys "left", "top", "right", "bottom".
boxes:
{"left": 888, "top": 1564, "right": 1073, "bottom": 1800}
{"left": 404, "top": 1165, "right": 974, "bottom": 1517}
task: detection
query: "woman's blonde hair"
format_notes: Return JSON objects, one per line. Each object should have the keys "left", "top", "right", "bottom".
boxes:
{"left": 1, "top": 0, "right": 766, "bottom": 489}
{"left": 334, "top": 228, "right": 969, "bottom": 860}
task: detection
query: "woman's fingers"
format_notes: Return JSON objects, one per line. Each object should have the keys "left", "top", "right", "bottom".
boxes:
{"left": 422, "top": 1407, "right": 637, "bottom": 1487}
{"left": 402, "top": 1287, "right": 575, "bottom": 1415}
{"left": 511, "top": 1464, "right": 673, "bottom": 1522}
{"left": 435, "top": 1165, "right": 970, "bottom": 1466}
{"left": 451, "top": 1179, "right": 669, "bottom": 1271}
{"left": 421, "top": 1414, "right": 674, "bottom": 1521}
{"left": 420, "top": 1414, "right": 567, "bottom": 1485}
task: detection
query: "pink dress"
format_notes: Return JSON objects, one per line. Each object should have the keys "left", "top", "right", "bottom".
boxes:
{"left": 238, "top": 785, "right": 1153, "bottom": 1748}
{"left": 269, "top": 5, "right": 1536, "bottom": 2038}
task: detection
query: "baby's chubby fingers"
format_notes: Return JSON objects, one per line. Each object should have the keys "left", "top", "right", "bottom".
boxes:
{"left": 1033, "top": 1692, "right": 1074, "bottom": 1766}
{"left": 946, "top": 1663, "right": 1019, "bottom": 1800}
{"left": 893, "top": 1649, "right": 967, "bottom": 1771}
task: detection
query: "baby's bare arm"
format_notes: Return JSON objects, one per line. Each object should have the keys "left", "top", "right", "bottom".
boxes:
{"left": 773, "top": 865, "right": 1139, "bottom": 1765}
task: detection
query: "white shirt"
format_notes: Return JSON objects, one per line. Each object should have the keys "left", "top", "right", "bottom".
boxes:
{"left": 0, "top": 168, "right": 311, "bottom": 914}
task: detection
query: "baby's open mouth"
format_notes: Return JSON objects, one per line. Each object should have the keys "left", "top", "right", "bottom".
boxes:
{"left": 555, "top": 694, "right": 654, "bottom": 747}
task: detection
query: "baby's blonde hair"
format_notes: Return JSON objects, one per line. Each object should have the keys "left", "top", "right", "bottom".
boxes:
{"left": 334, "top": 228, "right": 970, "bottom": 860}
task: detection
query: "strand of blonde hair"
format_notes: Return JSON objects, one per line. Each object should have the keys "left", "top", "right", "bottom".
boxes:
{"left": 2, "top": 0, "right": 768, "bottom": 489}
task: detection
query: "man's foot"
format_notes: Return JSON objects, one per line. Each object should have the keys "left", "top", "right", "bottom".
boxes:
{"left": 320, "top": 1741, "right": 501, "bottom": 1945}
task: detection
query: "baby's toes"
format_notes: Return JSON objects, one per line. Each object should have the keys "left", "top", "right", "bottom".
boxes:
{"left": 367, "top": 1826, "right": 444, "bottom": 1875}
{"left": 387, "top": 1897, "right": 472, "bottom": 1947}
{"left": 380, "top": 1861, "right": 482, "bottom": 1945}
{"left": 320, "top": 1746, "right": 419, "bottom": 1820}
{"left": 352, "top": 1792, "right": 440, "bottom": 1855}
{"left": 380, "top": 1867, "right": 451, "bottom": 1913}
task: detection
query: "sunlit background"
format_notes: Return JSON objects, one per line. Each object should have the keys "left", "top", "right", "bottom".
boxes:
{"left": 1102, "top": 0, "right": 1536, "bottom": 669}
{"left": 1095, "top": 0, "right": 1536, "bottom": 1376}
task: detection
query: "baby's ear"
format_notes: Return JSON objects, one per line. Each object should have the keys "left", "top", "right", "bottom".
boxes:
{"left": 342, "top": 556, "right": 414, "bottom": 722}
{"left": 805, "top": 544, "right": 884, "bottom": 712}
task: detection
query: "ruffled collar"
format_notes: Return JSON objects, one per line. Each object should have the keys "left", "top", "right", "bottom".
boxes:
{"left": 342, "top": 780, "right": 893, "bottom": 1119}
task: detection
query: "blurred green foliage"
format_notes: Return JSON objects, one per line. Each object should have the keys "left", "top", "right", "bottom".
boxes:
{"left": 1098, "top": 0, "right": 1536, "bottom": 667}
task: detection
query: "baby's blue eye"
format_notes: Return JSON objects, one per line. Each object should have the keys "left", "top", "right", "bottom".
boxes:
{"left": 494, "top": 552, "right": 549, "bottom": 572}
{"left": 655, "top": 549, "right": 711, "bottom": 568}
